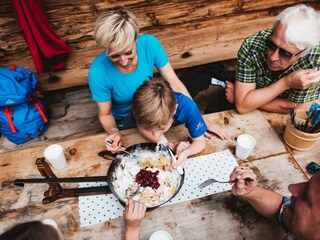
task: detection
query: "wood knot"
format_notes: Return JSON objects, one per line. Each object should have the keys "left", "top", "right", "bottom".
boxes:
{"left": 181, "top": 52, "right": 192, "bottom": 59}
{"left": 146, "top": 12, "right": 159, "bottom": 25}
{"left": 224, "top": 117, "right": 230, "bottom": 125}
{"left": 69, "top": 148, "right": 77, "bottom": 156}
{"left": 90, "top": 4, "right": 98, "bottom": 14}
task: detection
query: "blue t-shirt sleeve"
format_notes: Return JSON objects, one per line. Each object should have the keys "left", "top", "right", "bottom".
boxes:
{"left": 185, "top": 102, "right": 208, "bottom": 138}
{"left": 88, "top": 56, "right": 112, "bottom": 102}
{"left": 174, "top": 93, "right": 207, "bottom": 138}
{"left": 146, "top": 34, "right": 168, "bottom": 69}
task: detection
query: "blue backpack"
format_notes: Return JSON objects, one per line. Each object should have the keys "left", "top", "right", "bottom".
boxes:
{"left": 0, "top": 66, "right": 49, "bottom": 144}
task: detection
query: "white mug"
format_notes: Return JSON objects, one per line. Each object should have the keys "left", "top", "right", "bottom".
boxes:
{"left": 235, "top": 134, "right": 256, "bottom": 160}
{"left": 149, "top": 230, "right": 173, "bottom": 240}
{"left": 44, "top": 144, "right": 67, "bottom": 169}
{"left": 41, "top": 219, "right": 59, "bottom": 230}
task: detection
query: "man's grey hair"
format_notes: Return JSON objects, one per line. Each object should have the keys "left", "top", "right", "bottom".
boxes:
{"left": 273, "top": 4, "right": 320, "bottom": 55}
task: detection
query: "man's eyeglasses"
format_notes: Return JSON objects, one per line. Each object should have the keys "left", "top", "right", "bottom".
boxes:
{"left": 306, "top": 162, "right": 320, "bottom": 174}
{"left": 266, "top": 39, "right": 305, "bottom": 60}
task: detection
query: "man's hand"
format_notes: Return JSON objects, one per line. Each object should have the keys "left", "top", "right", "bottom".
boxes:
{"left": 284, "top": 68, "right": 320, "bottom": 90}
{"left": 229, "top": 166, "right": 257, "bottom": 197}
{"left": 225, "top": 80, "right": 235, "bottom": 103}
{"left": 124, "top": 198, "right": 147, "bottom": 240}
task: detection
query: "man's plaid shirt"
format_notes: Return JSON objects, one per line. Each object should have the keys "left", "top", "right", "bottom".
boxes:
{"left": 236, "top": 29, "right": 320, "bottom": 103}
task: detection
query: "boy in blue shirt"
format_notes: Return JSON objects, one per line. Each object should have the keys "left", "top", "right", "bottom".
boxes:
{"left": 132, "top": 77, "right": 208, "bottom": 169}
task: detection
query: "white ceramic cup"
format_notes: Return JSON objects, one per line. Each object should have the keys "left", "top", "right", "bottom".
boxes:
{"left": 149, "top": 230, "right": 173, "bottom": 240}
{"left": 235, "top": 134, "right": 256, "bottom": 160}
{"left": 41, "top": 219, "right": 59, "bottom": 231}
{"left": 44, "top": 144, "right": 67, "bottom": 169}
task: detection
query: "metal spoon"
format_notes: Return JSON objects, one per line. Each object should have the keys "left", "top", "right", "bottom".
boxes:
{"left": 168, "top": 148, "right": 184, "bottom": 175}
{"left": 105, "top": 140, "right": 139, "bottom": 160}
{"left": 198, "top": 177, "right": 253, "bottom": 189}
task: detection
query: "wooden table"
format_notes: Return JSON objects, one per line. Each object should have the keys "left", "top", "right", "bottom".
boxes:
{"left": 0, "top": 109, "right": 314, "bottom": 239}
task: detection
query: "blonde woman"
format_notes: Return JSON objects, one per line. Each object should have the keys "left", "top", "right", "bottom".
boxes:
{"left": 89, "top": 7, "right": 227, "bottom": 153}
{"left": 89, "top": 7, "right": 191, "bottom": 152}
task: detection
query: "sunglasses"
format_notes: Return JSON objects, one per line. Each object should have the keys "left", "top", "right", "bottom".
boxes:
{"left": 306, "top": 162, "right": 320, "bottom": 174}
{"left": 266, "top": 39, "right": 305, "bottom": 60}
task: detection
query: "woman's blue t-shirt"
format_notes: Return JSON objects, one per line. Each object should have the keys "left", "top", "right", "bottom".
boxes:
{"left": 88, "top": 34, "right": 168, "bottom": 120}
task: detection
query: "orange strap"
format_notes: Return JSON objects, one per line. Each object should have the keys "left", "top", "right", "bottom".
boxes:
{"left": 3, "top": 107, "right": 17, "bottom": 133}
{"left": 33, "top": 100, "right": 48, "bottom": 123}
{"left": 27, "top": 96, "right": 48, "bottom": 123}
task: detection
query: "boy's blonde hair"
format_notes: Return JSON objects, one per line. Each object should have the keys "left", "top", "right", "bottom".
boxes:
{"left": 94, "top": 7, "right": 140, "bottom": 55}
{"left": 133, "top": 77, "right": 176, "bottom": 131}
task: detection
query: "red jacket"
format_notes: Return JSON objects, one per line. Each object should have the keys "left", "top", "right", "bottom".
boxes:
{"left": 12, "top": 0, "right": 71, "bottom": 73}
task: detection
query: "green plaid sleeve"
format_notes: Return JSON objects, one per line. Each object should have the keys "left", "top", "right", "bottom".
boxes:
{"left": 236, "top": 38, "right": 258, "bottom": 83}
{"left": 287, "top": 82, "right": 320, "bottom": 103}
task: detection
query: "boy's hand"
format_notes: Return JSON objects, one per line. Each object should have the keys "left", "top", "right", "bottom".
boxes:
{"left": 175, "top": 141, "right": 190, "bottom": 154}
{"left": 172, "top": 141, "right": 190, "bottom": 168}
{"left": 204, "top": 119, "right": 228, "bottom": 140}
{"left": 175, "top": 149, "right": 189, "bottom": 168}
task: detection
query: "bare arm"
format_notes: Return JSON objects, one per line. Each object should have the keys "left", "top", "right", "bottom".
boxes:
{"left": 158, "top": 62, "right": 192, "bottom": 98}
{"left": 258, "top": 98, "right": 303, "bottom": 113}
{"left": 174, "top": 135, "right": 206, "bottom": 168}
{"left": 240, "top": 187, "right": 283, "bottom": 221}
{"left": 97, "top": 101, "right": 118, "bottom": 134}
{"left": 235, "top": 68, "right": 320, "bottom": 114}
{"left": 228, "top": 80, "right": 300, "bottom": 113}
{"left": 97, "top": 101, "right": 122, "bottom": 153}
{"left": 124, "top": 199, "right": 146, "bottom": 240}
{"left": 234, "top": 80, "right": 289, "bottom": 114}
{"left": 230, "top": 166, "right": 283, "bottom": 221}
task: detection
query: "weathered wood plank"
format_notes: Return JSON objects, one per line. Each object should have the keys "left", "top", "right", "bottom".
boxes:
{"left": 1, "top": 1, "right": 318, "bottom": 90}
{"left": 0, "top": 146, "right": 306, "bottom": 239}
{"left": 3, "top": 14, "right": 274, "bottom": 91}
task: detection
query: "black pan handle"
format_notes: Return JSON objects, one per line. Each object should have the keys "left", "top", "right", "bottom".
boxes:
{"left": 98, "top": 150, "right": 116, "bottom": 160}
{"left": 14, "top": 176, "right": 107, "bottom": 187}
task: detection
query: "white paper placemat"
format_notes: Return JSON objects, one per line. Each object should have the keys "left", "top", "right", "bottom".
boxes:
{"left": 79, "top": 149, "right": 238, "bottom": 226}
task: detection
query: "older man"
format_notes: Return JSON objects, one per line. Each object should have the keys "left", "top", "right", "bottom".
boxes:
{"left": 225, "top": 4, "right": 320, "bottom": 114}
{"left": 230, "top": 166, "right": 320, "bottom": 240}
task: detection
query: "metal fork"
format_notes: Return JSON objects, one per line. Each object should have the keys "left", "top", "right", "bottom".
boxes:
{"left": 198, "top": 177, "right": 253, "bottom": 189}
{"left": 105, "top": 140, "right": 139, "bottom": 160}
